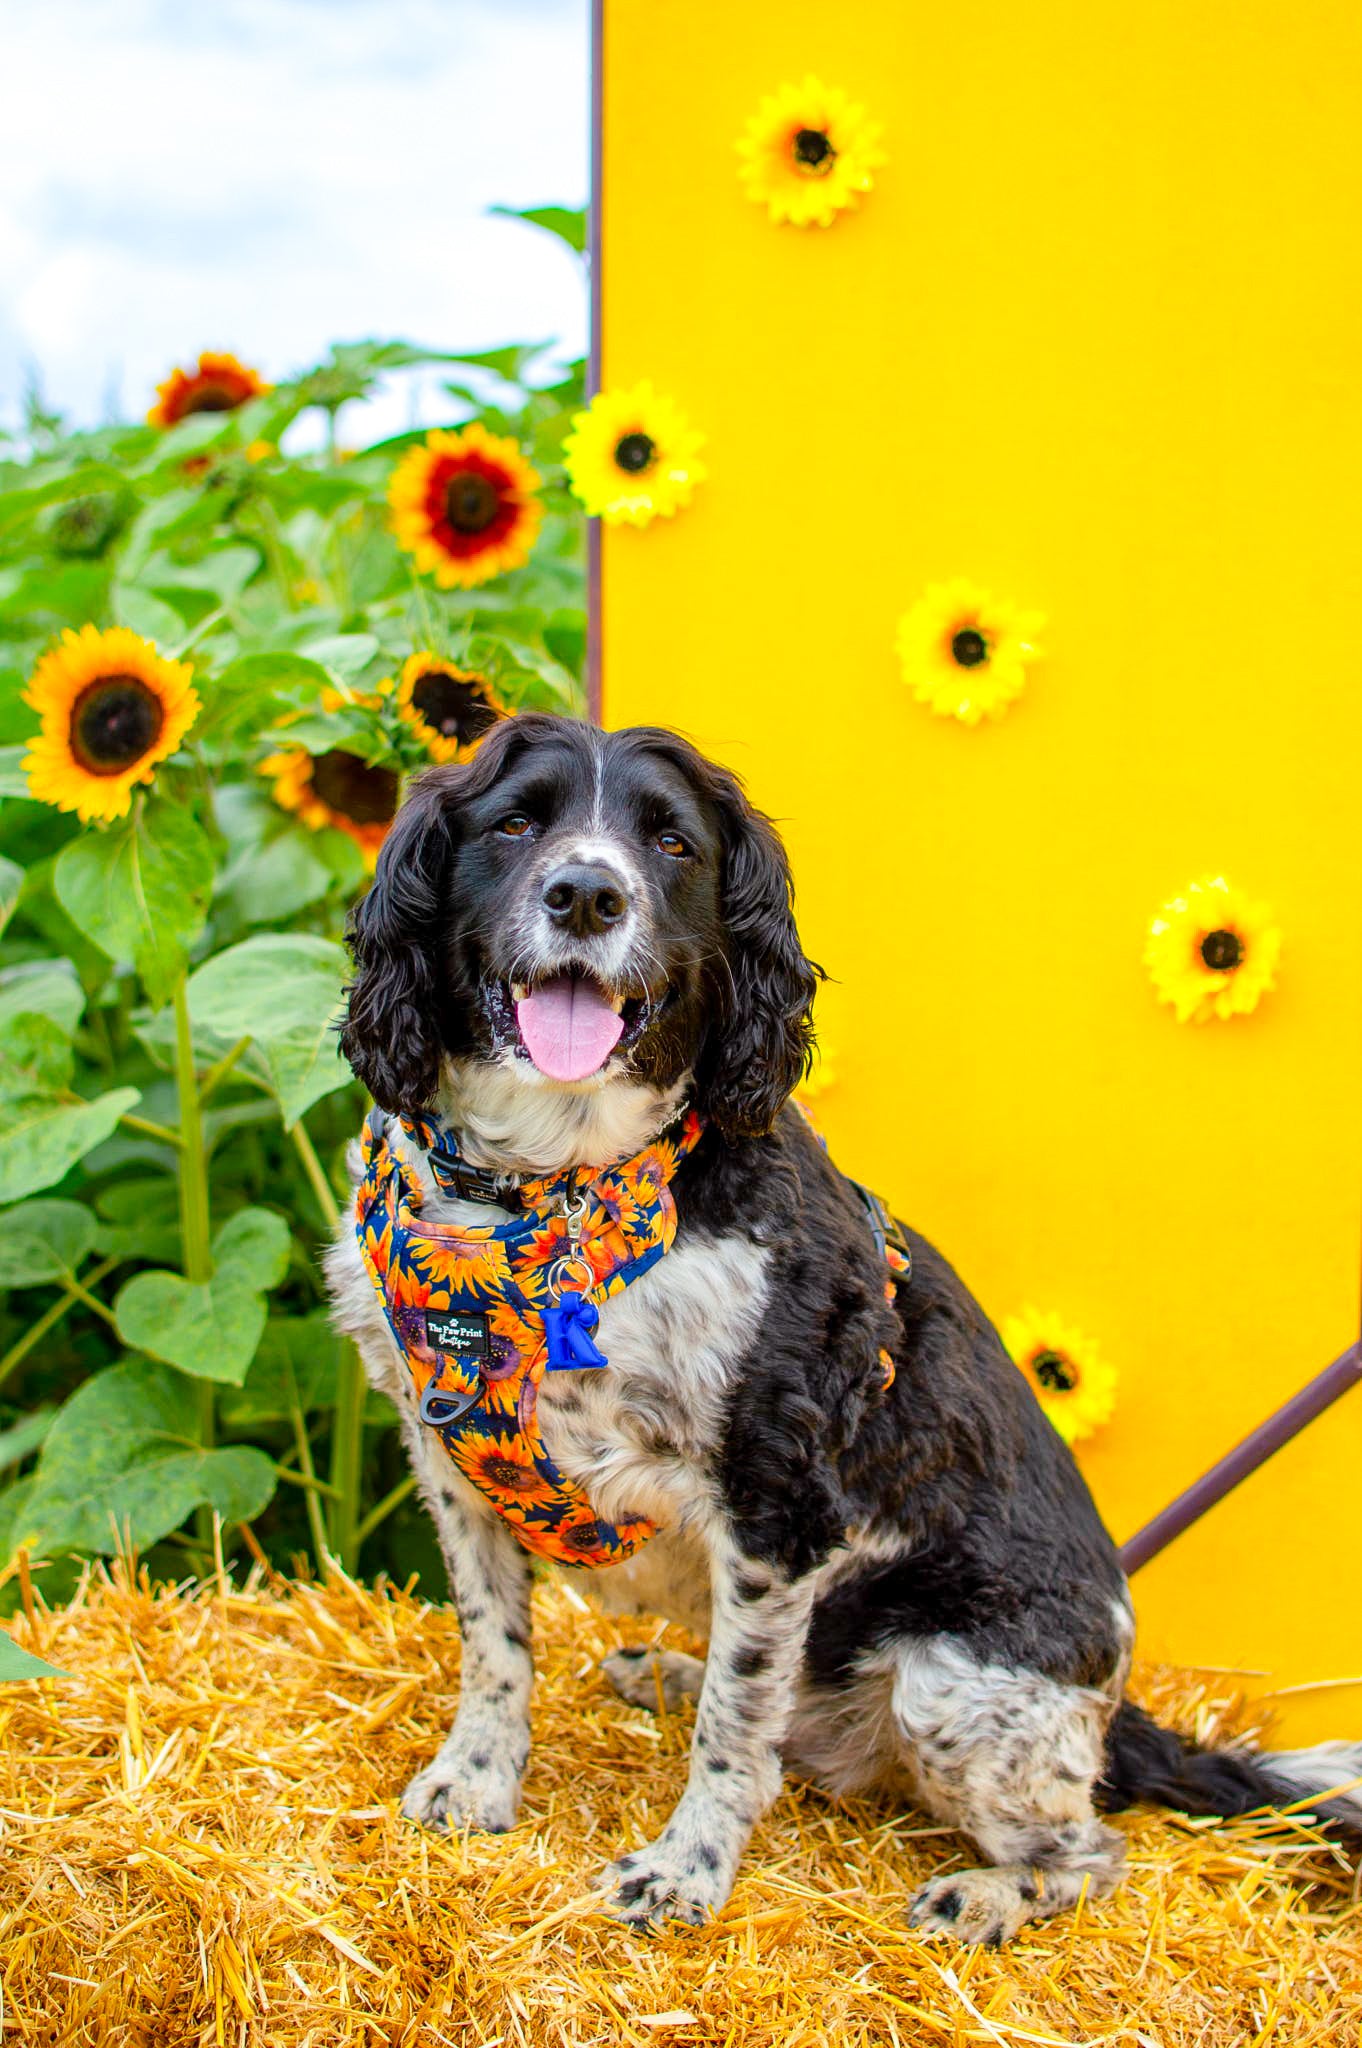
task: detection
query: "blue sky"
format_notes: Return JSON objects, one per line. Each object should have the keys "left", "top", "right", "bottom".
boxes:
{"left": 0, "top": 0, "right": 589, "bottom": 439}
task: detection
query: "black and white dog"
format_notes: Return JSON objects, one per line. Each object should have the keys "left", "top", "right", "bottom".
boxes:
{"left": 326, "top": 712, "right": 1361, "bottom": 1943}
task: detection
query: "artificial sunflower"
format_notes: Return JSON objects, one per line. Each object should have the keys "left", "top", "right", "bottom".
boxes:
{"left": 561, "top": 382, "right": 707, "bottom": 526}
{"left": 387, "top": 424, "right": 543, "bottom": 589}
{"left": 736, "top": 76, "right": 887, "bottom": 228}
{"left": 148, "top": 351, "right": 270, "bottom": 428}
{"left": 259, "top": 747, "right": 399, "bottom": 868}
{"left": 896, "top": 578, "right": 1044, "bottom": 724}
{"left": 394, "top": 653, "right": 507, "bottom": 763}
{"left": 22, "top": 625, "right": 200, "bottom": 824}
{"left": 1002, "top": 1307, "right": 1117, "bottom": 1447}
{"left": 1144, "top": 876, "right": 1282, "bottom": 1024}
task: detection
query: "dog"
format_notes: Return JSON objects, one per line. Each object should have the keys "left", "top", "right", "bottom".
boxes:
{"left": 325, "top": 711, "right": 1362, "bottom": 1944}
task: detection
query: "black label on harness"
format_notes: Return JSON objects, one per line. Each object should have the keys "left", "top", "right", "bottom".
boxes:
{"left": 423, "top": 1308, "right": 492, "bottom": 1362}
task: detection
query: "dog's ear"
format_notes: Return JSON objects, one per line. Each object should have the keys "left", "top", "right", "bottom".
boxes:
{"left": 697, "top": 774, "right": 821, "bottom": 1141}
{"left": 338, "top": 770, "right": 456, "bottom": 1115}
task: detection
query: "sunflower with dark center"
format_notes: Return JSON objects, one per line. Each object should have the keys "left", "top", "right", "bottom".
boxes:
{"left": 897, "top": 578, "right": 1045, "bottom": 724}
{"left": 737, "top": 76, "right": 886, "bottom": 226}
{"left": 563, "top": 381, "right": 707, "bottom": 526}
{"left": 50, "top": 492, "right": 128, "bottom": 559}
{"left": 148, "top": 352, "right": 271, "bottom": 428}
{"left": 259, "top": 745, "right": 399, "bottom": 869}
{"left": 22, "top": 625, "right": 201, "bottom": 824}
{"left": 394, "top": 653, "right": 508, "bottom": 765}
{"left": 1003, "top": 1308, "right": 1117, "bottom": 1446}
{"left": 387, "top": 423, "right": 543, "bottom": 590}
{"left": 1145, "top": 876, "right": 1281, "bottom": 1024}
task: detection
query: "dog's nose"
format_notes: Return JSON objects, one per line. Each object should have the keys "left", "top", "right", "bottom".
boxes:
{"left": 541, "top": 863, "right": 629, "bottom": 937}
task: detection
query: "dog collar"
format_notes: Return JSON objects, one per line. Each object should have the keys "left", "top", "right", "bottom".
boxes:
{"left": 354, "top": 1104, "right": 706, "bottom": 1568}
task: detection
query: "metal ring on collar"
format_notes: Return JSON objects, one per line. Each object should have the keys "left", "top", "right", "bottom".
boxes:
{"left": 548, "top": 1252, "right": 595, "bottom": 1298}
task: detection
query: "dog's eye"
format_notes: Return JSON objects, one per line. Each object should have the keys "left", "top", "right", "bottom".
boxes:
{"left": 496, "top": 814, "right": 533, "bottom": 839}
{"left": 656, "top": 832, "right": 690, "bottom": 859}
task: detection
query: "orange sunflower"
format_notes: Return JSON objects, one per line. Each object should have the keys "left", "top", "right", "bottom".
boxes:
{"left": 387, "top": 425, "right": 543, "bottom": 589}
{"left": 22, "top": 625, "right": 201, "bottom": 823}
{"left": 394, "top": 653, "right": 508, "bottom": 763}
{"left": 258, "top": 746, "right": 399, "bottom": 868}
{"left": 456, "top": 1433, "right": 560, "bottom": 1514}
{"left": 148, "top": 352, "right": 271, "bottom": 427}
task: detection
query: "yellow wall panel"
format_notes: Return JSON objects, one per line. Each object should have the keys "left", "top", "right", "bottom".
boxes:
{"left": 599, "top": 0, "right": 1362, "bottom": 1739}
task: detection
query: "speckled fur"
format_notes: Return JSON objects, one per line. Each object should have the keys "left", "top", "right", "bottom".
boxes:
{"left": 327, "top": 714, "right": 1362, "bottom": 1941}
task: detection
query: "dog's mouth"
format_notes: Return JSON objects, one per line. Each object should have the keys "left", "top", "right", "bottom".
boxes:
{"left": 484, "top": 972, "right": 663, "bottom": 1082}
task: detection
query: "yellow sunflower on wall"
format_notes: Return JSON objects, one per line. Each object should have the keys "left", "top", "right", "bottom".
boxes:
{"left": 896, "top": 578, "right": 1044, "bottom": 724}
{"left": 562, "top": 383, "right": 707, "bottom": 526}
{"left": 148, "top": 352, "right": 271, "bottom": 427}
{"left": 1144, "top": 876, "right": 1282, "bottom": 1024}
{"left": 736, "top": 77, "right": 887, "bottom": 228}
{"left": 22, "top": 625, "right": 201, "bottom": 824}
{"left": 387, "top": 425, "right": 543, "bottom": 589}
{"left": 393, "top": 654, "right": 507, "bottom": 763}
{"left": 259, "top": 747, "right": 399, "bottom": 868}
{"left": 1002, "top": 1308, "right": 1117, "bottom": 1446}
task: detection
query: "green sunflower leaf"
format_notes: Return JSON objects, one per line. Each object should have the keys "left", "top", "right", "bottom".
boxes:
{"left": 113, "top": 1205, "right": 290, "bottom": 1386}
{"left": 219, "top": 1310, "right": 343, "bottom": 1425}
{"left": 110, "top": 582, "right": 185, "bottom": 648}
{"left": 0, "top": 1631, "right": 67, "bottom": 1683}
{"left": 185, "top": 933, "right": 351, "bottom": 1129}
{"left": 0, "top": 1408, "right": 56, "bottom": 1472}
{"left": 0, "top": 856, "right": 23, "bottom": 935}
{"left": 0, "top": 745, "right": 30, "bottom": 798}
{"left": 0, "top": 1013, "right": 75, "bottom": 1106}
{"left": 54, "top": 803, "right": 217, "bottom": 1009}
{"left": 0, "top": 1087, "right": 140, "bottom": 1205}
{"left": 11, "top": 1357, "right": 276, "bottom": 1559}
{"left": 0, "top": 961, "right": 84, "bottom": 1038}
{"left": 0, "top": 1197, "right": 98, "bottom": 1285}
{"left": 489, "top": 205, "right": 587, "bottom": 255}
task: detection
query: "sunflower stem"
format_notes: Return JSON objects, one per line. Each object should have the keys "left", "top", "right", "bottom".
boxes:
{"left": 289, "top": 1117, "right": 363, "bottom": 1572}
{"left": 172, "top": 975, "right": 216, "bottom": 1552}
{"left": 0, "top": 1257, "right": 119, "bottom": 1394}
{"left": 354, "top": 1472, "right": 418, "bottom": 1547}
{"left": 289, "top": 1395, "right": 334, "bottom": 1573}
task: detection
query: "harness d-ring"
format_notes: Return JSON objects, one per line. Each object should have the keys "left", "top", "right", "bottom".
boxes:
{"left": 419, "top": 1370, "right": 486, "bottom": 1427}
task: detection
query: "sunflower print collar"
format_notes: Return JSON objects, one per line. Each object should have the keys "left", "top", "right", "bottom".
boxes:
{"left": 354, "top": 1104, "right": 706, "bottom": 1568}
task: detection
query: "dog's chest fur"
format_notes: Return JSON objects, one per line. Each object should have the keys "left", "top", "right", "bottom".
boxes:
{"left": 534, "top": 1230, "right": 770, "bottom": 1533}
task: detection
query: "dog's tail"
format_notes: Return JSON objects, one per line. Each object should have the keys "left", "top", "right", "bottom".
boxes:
{"left": 1097, "top": 1698, "right": 1362, "bottom": 1838}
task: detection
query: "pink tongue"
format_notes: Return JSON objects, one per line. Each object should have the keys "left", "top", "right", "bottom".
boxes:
{"left": 515, "top": 974, "right": 625, "bottom": 1081}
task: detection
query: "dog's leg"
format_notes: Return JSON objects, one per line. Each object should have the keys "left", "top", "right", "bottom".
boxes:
{"left": 400, "top": 1486, "right": 535, "bottom": 1836}
{"left": 601, "top": 1646, "right": 706, "bottom": 1713}
{"left": 598, "top": 1551, "right": 814, "bottom": 1925}
{"left": 888, "top": 1638, "right": 1125, "bottom": 1945}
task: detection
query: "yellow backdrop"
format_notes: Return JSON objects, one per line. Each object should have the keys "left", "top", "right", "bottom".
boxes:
{"left": 598, "top": 0, "right": 1362, "bottom": 1741}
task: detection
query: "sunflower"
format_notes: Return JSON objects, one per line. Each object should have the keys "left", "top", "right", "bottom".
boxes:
{"left": 148, "top": 351, "right": 270, "bottom": 428}
{"left": 1002, "top": 1307, "right": 1117, "bottom": 1447}
{"left": 387, "top": 424, "right": 543, "bottom": 589}
{"left": 393, "top": 653, "right": 508, "bottom": 763}
{"left": 455, "top": 1433, "right": 560, "bottom": 1515}
{"left": 1144, "top": 877, "right": 1282, "bottom": 1025}
{"left": 259, "top": 746, "right": 399, "bottom": 867}
{"left": 897, "top": 578, "right": 1044, "bottom": 724}
{"left": 736, "top": 76, "right": 887, "bottom": 228}
{"left": 22, "top": 625, "right": 200, "bottom": 824}
{"left": 562, "top": 383, "right": 707, "bottom": 526}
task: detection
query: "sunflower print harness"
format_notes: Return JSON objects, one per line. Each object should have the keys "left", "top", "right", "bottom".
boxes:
{"left": 355, "top": 1106, "right": 707, "bottom": 1568}
{"left": 355, "top": 1102, "right": 912, "bottom": 1572}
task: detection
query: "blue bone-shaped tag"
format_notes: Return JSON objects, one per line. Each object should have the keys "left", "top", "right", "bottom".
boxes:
{"left": 543, "top": 1289, "right": 608, "bottom": 1371}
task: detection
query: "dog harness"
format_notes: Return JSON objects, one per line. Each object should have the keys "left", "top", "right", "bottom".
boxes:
{"left": 355, "top": 1101, "right": 913, "bottom": 1572}
{"left": 354, "top": 1105, "right": 706, "bottom": 1568}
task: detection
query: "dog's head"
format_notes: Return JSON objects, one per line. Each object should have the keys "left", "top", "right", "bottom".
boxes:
{"left": 339, "top": 714, "right": 818, "bottom": 1151}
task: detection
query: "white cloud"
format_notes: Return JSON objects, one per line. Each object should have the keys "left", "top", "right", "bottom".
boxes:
{"left": 0, "top": 0, "right": 588, "bottom": 436}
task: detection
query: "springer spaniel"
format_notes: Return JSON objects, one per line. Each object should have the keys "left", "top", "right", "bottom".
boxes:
{"left": 325, "top": 712, "right": 1361, "bottom": 1943}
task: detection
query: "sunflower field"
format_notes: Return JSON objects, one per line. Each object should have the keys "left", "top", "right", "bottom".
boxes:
{"left": 0, "top": 209, "right": 587, "bottom": 1642}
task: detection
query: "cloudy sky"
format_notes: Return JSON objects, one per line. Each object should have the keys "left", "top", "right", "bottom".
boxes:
{"left": 0, "top": 0, "right": 589, "bottom": 440}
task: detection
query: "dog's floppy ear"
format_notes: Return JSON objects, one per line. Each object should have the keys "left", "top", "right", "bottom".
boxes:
{"left": 338, "top": 770, "right": 456, "bottom": 1116}
{"left": 697, "top": 772, "right": 821, "bottom": 1141}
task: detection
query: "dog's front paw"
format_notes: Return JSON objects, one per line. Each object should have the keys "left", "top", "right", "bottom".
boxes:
{"left": 906, "top": 1868, "right": 1034, "bottom": 1947}
{"left": 596, "top": 1834, "right": 735, "bottom": 1928}
{"left": 400, "top": 1748, "right": 523, "bottom": 1835}
{"left": 601, "top": 1646, "right": 705, "bottom": 1713}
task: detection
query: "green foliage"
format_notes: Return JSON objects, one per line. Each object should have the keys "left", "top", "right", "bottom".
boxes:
{"left": 0, "top": 298, "right": 587, "bottom": 1628}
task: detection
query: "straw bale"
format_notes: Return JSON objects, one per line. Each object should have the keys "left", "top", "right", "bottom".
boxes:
{"left": 2, "top": 1557, "right": 1359, "bottom": 2046}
